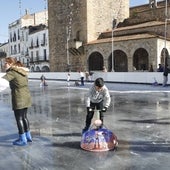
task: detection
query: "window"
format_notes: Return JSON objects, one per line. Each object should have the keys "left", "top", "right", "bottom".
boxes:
{"left": 44, "top": 49, "right": 47, "bottom": 60}
{"left": 18, "top": 29, "right": 20, "bottom": 40}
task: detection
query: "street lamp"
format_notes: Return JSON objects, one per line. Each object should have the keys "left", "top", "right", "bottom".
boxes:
{"left": 164, "top": 0, "right": 170, "bottom": 66}
{"left": 165, "top": 0, "right": 168, "bottom": 18}
{"left": 66, "top": 26, "right": 70, "bottom": 66}
{"left": 66, "top": 3, "right": 73, "bottom": 72}
{"left": 164, "top": 0, "right": 168, "bottom": 51}
{"left": 111, "top": 18, "right": 117, "bottom": 72}
{"left": 66, "top": 24, "right": 72, "bottom": 72}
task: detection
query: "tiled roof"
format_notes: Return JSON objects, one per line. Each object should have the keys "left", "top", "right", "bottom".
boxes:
{"left": 87, "top": 33, "right": 165, "bottom": 45}
{"left": 103, "top": 21, "right": 165, "bottom": 34}
{"left": 116, "top": 21, "right": 165, "bottom": 31}
{"left": 87, "top": 21, "right": 167, "bottom": 45}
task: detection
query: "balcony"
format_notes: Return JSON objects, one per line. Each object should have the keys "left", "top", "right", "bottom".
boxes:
{"left": 29, "top": 45, "right": 33, "bottom": 49}
{"left": 29, "top": 56, "right": 49, "bottom": 64}
{"left": 34, "top": 44, "right": 39, "bottom": 48}
{"left": 41, "top": 40, "right": 46, "bottom": 46}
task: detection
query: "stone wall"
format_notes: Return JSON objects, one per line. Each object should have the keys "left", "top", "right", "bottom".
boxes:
{"left": 86, "top": 35, "right": 166, "bottom": 72}
{"left": 48, "top": 0, "right": 129, "bottom": 72}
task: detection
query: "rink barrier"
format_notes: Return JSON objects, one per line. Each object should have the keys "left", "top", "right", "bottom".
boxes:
{"left": 0, "top": 72, "right": 166, "bottom": 85}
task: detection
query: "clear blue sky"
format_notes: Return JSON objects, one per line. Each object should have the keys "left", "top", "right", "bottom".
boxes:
{"left": 130, "top": 0, "right": 149, "bottom": 7}
{"left": 0, "top": 0, "right": 46, "bottom": 43}
{"left": 0, "top": 0, "right": 157, "bottom": 43}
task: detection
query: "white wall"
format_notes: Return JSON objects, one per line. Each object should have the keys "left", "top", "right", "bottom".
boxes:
{"left": 26, "top": 72, "right": 165, "bottom": 84}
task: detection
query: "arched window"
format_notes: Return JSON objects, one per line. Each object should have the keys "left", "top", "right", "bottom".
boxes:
{"left": 108, "top": 50, "right": 128, "bottom": 72}
{"left": 88, "top": 52, "right": 104, "bottom": 71}
{"left": 133, "top": 48, "right": 149, "bottom": 71}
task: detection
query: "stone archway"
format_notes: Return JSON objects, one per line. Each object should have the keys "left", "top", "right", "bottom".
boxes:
{"left": 133, "top": 48, "right": 149, "bottom": 71}
{"left": 30, "top": 66, "right": 34, "bottom": 72}
{"left": 88, "top": 52, "right": 104, "bottom": 71}
{"left": 41, "top": 66, "right": 50, "bottom": 72}
{"left": 35, "top": 66, "right": 41, "bottom": 72}
{"left": 108, "top": 50, "right": 128, "bottom": 72}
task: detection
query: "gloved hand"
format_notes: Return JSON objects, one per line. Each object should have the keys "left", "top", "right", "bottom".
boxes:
{"left": 102, "top": 107, "right": 107, "bottom": 112}
{"left": 87, "top": 107, "right": 93, "bottom": 112}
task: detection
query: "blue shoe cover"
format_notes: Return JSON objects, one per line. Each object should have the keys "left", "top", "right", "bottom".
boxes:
{"left": 13, "top": 134, "right": 27, "bottom": 146}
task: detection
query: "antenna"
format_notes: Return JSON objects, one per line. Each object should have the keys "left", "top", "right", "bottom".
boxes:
{"left": 18, "top": 0, "right": 23, "bottom": 62}
{"left": 19, "top": 0, "right": 22, "bottom": 18}
{"left": 44, "top": 0, "right": 47, "bottom": 25}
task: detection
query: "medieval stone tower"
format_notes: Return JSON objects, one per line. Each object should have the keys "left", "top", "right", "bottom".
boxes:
{"left": 48, "top": 0, "right": 129, "bottom": 72}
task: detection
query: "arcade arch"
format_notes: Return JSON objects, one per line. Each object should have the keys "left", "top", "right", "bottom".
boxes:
{"left": 108, "top": 50, "right": 128, "bottom": 72}
{"left": 133, "top": 48, "right": 149, "bottom": 71}
{"left": 88, "top": 52, "right": 104, "bottom": 71}
{"left": 42, "top": 66, "right": 50, "bottom": 72}
{"left": 35, "top": 66, "right": 41, "bottom": 72}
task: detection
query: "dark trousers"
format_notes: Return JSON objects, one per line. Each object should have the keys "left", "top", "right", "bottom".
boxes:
{"left": 14, "top": 108, "right": 30, "bottom": 134}
{"left": 85, "top": 101, "right": 104, "bottom": 129}
{"left": 80, "top": 77, "right": 84, "bottom": 86}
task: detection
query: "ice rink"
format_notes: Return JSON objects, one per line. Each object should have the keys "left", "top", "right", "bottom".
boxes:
{"left": 0, "top": 80, "right": 170, "bottom": 170}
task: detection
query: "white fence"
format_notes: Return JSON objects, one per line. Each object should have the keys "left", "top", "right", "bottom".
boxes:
{"left": 0, "top": 72, "right": 166, "bottom": 84}
{"left": 29, "top": 72, "right": 165, "bottom": 84}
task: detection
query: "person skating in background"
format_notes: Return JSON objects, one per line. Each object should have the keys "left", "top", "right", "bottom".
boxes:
{"left": 157, "top": 64, "right": 164, "bottom": 72}
{"left": 102, "top": 66, "right": 107, "bottom": 72}
{"left": 67, "top": 73, "right": 71, "bottom": 86}
{"left": 79, "top": 70, "right": 85, "bottom": 86}
{"left": 149, "top": 64, "right": 154, "bottom": 72}
{"left": 40, "top": 74, "right": 48, "bottom": 86}
{"left": 2, "top": 57, "right": 32, "bottom": 146}
{"left": 162, "top": 64, "right": 170, "bottom": 87}
{"left": 85, "top": 71, "right": 90, "bottom": 82}
{"left": 82, "top": 77, "right": 111, "bottom": 133}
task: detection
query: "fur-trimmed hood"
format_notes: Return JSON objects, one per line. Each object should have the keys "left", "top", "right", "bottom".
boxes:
{"left": 9, "top": 66, "right": 29, "bottom": 76}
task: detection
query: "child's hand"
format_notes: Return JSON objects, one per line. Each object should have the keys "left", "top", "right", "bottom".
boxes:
{"left": 87, "top": 107, "right": 93, "bottom": 112}
{"left": 102, "top": 107, "right": 107, "bottom": 112}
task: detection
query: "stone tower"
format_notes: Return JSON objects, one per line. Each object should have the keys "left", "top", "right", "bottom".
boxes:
{"left": 48, "top": 0, "right": 129, "bottom": 72}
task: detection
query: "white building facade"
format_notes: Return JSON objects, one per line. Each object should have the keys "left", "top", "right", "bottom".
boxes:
{"left": 8, "top": 10, "right": 49, "bottom": 72}
{"left": 28, "top": 25, "right": 49, "bottom": 72}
